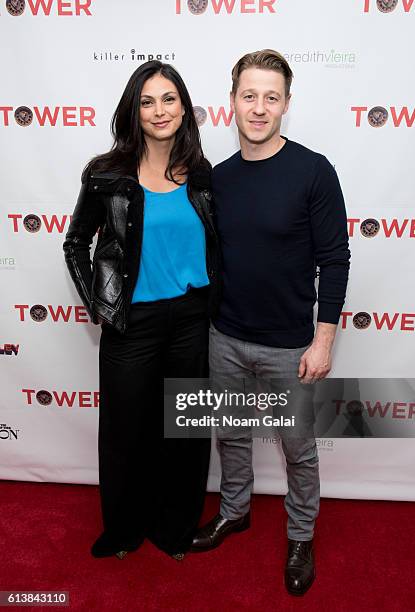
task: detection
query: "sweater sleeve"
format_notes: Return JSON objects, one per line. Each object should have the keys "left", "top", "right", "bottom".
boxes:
{"left": 308, "top": 155, "right": 351, "bottom": 324}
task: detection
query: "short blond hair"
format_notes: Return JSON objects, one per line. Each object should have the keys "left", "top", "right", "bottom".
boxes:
{"left": 231, "top": 49, "right": 293, "bottom": 97}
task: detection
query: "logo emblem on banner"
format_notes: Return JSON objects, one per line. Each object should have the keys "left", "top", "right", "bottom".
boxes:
{"left": 348, "top": 217, "right": 415, "bottom": 238}
{"left": 1, "top": 107, "right": 96, "bottom": 127}
{"left": 346, "top": 401, "right": 364, "bottom": 415}
{"left": 23, "top": 214, "right": 42, "bottom": 233}
{"left": 341, "top": 311, "right": 415, "bottom": 331}
{"left": 22, "top": 388, "right": 100, "bottom": 407}
{"left": 8, "top": 214, "right": 72, "bottom": 233}
{"left": 0, "top": 423, "right": 20, "bottom": 440}
{"left": 14, "top": 106, "right": 33, "bottom": 127}
{"left": 30, "top": 305, "right": 48, "bottom": 322}
{"left": 187, "top": 106, "right": 233, "bottom": 127}
{"left": 0, "top": 257, "right": 16, "bottom": 270}
{"left": 176, "top": 0, "right": 276, "bottom": 14}
{"left": 368, "top": 106, "right": 388, "bottom": 127}
{"left": 187, "top": 0, "right": 208, "bottom": 14}
{"left": 5, "top": 0, "right": 93, "bottom": 16}
{"left": 15, "top": 304, "right": 90, "bottom": 323}
{"left": 353, "top": 312, "right": 372, "bottom": 329}
{"left": 377, "top": 0, "right": 399, "bottom": 11}
{"left": 6, "top": 0, "right": 25, "bottom": 16}
{"left": 360, "top": 218, "right": 380, "bottom": 237}
{"left": 0, "top": 344, "right": 19, "bottom": 356}
{"left": 364, "top": 0, "right": 412, "bottom": 11}
{"left": 36, "top": 390, "right": 53, "bottom": 405}
{"left": 351, "top": 105, "right": 415, "bottom": 127}
{"left": 193, "top": 106, "right": 207, "bottom": 126}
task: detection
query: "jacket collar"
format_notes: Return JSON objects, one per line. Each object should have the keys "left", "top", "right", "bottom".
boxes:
{"left": 89, "top": 160, "right": 211, "bottom": 192}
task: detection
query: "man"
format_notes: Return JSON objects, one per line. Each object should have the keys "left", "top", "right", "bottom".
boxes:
{"left": 191, "top": 50, "right": 350, "bottom": 595}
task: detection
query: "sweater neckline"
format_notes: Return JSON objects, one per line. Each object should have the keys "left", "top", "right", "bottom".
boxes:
{"left": 239, "top": 136, "right": 289, "bottom": 164}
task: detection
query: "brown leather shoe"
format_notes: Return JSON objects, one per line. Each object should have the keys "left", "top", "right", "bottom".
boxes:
{"left": 284, "top": 539, "right": 315, "bottom": 596}
{"left": 190, "top": 512, "right": 250, "bottom": 552}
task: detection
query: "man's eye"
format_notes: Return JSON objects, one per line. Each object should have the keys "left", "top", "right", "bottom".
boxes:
{"left": 244, "top": 95, "right": 254, "bottom": 100}
{"left": 268, "top": 97, "right": 278, "bottom": 102}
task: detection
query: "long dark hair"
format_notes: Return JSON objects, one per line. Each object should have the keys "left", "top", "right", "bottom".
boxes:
{"left": 84, "top": 61, "right": 205, "bottom": 183}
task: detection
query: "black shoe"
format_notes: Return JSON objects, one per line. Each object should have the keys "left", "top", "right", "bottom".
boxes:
{"left": 91, "top": 532, "right": 142, "bottom": 559}
{"left": 190, "top": 512, "right": 250, "bottom": 552}
{"left": 284, "top": 539, "right": 315, "bottom": 596}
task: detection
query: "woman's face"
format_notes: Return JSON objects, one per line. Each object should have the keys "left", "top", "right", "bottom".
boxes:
{"left": 139, "top": 74, "right": 185, "bottom": 143}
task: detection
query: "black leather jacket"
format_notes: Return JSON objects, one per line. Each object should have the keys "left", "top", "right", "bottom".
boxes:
{"left": 63, "top": 164, "right": 220, "bottom": 333}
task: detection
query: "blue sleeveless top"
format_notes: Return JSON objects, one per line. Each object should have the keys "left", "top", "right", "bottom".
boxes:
{"left": 131, "top": 183, "right": 209, "bottom": 303}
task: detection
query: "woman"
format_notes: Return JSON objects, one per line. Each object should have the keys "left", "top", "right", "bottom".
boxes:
{"left": 63, "top": 61, "right": 219, "bottom": 560}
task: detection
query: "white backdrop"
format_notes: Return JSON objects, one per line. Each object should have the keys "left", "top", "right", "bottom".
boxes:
{"left": 1, "top": 0, "right": 414, "bottom": 500}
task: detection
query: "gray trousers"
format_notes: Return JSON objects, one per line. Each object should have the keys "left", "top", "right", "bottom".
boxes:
{"left": 209, "top": 324, "right": 320, "bottom": 541}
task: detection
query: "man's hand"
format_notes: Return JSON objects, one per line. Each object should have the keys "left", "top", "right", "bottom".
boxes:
{"left": 298, "top": 322, "right": 337, "bottom": 384}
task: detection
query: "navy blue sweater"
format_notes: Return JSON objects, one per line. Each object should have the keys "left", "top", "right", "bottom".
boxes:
{"left": 212, "top": 138, "right": 350, "bottom": 348}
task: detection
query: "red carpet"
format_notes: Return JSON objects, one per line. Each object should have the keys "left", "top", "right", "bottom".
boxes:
{"left": 1, "top": 481, "right": 414, "bottom": 611}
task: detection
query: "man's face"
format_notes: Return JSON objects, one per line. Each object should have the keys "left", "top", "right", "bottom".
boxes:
{"left": 231, "top": 67, "right": 290, "bottom": 146}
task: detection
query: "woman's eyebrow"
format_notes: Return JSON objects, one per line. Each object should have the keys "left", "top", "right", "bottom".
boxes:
{"left": 140, "top": 91, "right": 177, "bottom": 98}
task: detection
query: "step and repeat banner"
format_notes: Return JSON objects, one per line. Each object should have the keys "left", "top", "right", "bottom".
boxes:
{"left": 1, "top": 0, "right": 414, "bottom": 499}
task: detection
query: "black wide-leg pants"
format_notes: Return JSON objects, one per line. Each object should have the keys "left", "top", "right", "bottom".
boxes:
{"left": 98, "top": 287, "right": 211, "bottom": 555}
